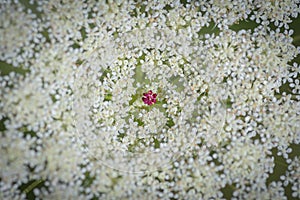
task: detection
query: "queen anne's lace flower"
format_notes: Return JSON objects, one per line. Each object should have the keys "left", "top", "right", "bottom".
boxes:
{"left": 142, "top": 90, "right": 157, "bottom": 105}
{"left": 0, "top": 0, "right": 299, "bottom": 199}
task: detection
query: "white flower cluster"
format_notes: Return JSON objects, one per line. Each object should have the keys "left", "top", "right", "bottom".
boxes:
{"left": 1, "top": 0, "right": 300, "bottom": 199}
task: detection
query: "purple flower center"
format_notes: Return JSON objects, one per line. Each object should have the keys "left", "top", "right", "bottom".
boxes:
{"left": 142, "top": 90, "right": 157, "bottom": 105}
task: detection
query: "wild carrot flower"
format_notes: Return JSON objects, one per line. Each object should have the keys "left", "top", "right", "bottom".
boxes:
{"left": 142, "top": 90, "right": 157, "bottom": 105}
{"left": 0, "top": 0, "right": 300, "bottom": 199}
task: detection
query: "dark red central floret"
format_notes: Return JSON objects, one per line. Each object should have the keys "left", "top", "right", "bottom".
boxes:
{"left": 142, "top": 90, "right": 157, "bottom": 105}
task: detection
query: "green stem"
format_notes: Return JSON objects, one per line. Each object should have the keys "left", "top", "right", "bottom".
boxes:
{"left": 24, "top": 179, "right": 43, "bottom": 194}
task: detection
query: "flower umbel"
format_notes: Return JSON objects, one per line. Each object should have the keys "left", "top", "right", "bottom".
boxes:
{"left": 0, "top": 0, "right": 300, "bottom": 199}
{"left": 142, "top": 90, "right": 157, "bottom": 105}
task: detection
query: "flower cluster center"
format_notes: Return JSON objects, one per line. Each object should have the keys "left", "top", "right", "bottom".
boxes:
{"left": 142, "top": 90, "right": 157, "bottom": 105}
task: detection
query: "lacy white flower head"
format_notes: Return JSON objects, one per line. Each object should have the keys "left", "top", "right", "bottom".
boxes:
{"left": 0, "top": 0, "right": 300, "bottom": 199}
